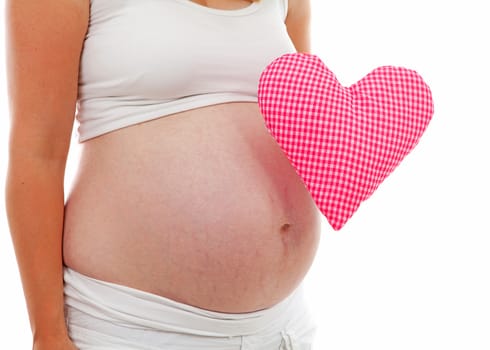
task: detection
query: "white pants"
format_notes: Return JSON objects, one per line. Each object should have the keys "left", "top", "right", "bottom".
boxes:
{"left": 64, "top": 268, "right": 316, "bottom": 349}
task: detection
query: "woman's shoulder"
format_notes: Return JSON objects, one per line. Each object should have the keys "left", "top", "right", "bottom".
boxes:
{"left": 283, "top": 0, "right": 311, "bottom": 53}
{"left": 285, "top": 0, "right": 310, "bottom": 17}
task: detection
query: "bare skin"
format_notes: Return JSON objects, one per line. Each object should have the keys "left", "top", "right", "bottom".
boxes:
{"left": 63, "top": 102, "right": 321, "bottom": 312}
{"left": 5, "top": 0, "right": 315, "bottom": 349}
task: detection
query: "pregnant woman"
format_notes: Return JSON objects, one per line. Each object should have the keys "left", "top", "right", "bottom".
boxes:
{"left": 6, "top": 0, "right": 321, "bottom": 349}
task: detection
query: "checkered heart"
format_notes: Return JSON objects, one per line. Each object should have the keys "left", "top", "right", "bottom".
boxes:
{"left": 258, "top": 53, "right": 434, "bottom": 230}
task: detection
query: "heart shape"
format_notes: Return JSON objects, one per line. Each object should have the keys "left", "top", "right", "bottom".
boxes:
{"left": 258, "top": 53, "right": 434, "bottom": 230}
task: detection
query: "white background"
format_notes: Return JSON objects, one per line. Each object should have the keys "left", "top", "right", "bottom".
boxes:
{"left": 1, "top": 0, "right": 489, "bottom": 348}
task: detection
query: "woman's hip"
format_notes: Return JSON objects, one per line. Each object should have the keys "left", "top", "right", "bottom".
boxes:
{"left": 64, "top": 267, "right": 316, "bottom": 349}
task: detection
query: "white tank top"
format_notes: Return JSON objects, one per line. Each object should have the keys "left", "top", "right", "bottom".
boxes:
{"left": 76, "top": 0, "right": 295, "bottom": 142}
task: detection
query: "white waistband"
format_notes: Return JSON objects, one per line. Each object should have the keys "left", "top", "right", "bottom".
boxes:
{"left": 63, "top": 268, "right": 305, "bottom": 337}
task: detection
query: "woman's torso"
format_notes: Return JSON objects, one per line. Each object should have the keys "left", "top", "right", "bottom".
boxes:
{"left": 63, "top": 0, "right": 321, "bottom": 313}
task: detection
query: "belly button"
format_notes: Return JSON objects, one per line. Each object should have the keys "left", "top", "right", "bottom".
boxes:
{"left": 280, "top": 223, "right": 291, "bottom": 233}
{"left": 279, "top": 223, "right": 293, "bottom": 257}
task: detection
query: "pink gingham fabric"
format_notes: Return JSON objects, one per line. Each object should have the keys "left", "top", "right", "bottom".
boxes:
{"left": 258, "top": 53, "right": 434, "bottom": 230}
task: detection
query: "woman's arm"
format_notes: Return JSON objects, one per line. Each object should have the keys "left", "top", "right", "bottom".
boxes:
{"left": 5, "top": 0, "right": 88, "bottom": 348}
{"left": 285, "top": 0, "right": 311, "bottom": 53}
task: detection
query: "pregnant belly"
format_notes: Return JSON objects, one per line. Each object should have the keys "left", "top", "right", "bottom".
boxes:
{"left": 63, "top": 103, "right": 321, "bottom": 312}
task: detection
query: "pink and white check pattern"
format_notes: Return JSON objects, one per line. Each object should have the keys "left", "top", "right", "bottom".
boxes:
{"left": 258, "top": 53, "right": 434, "bottom": 230}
